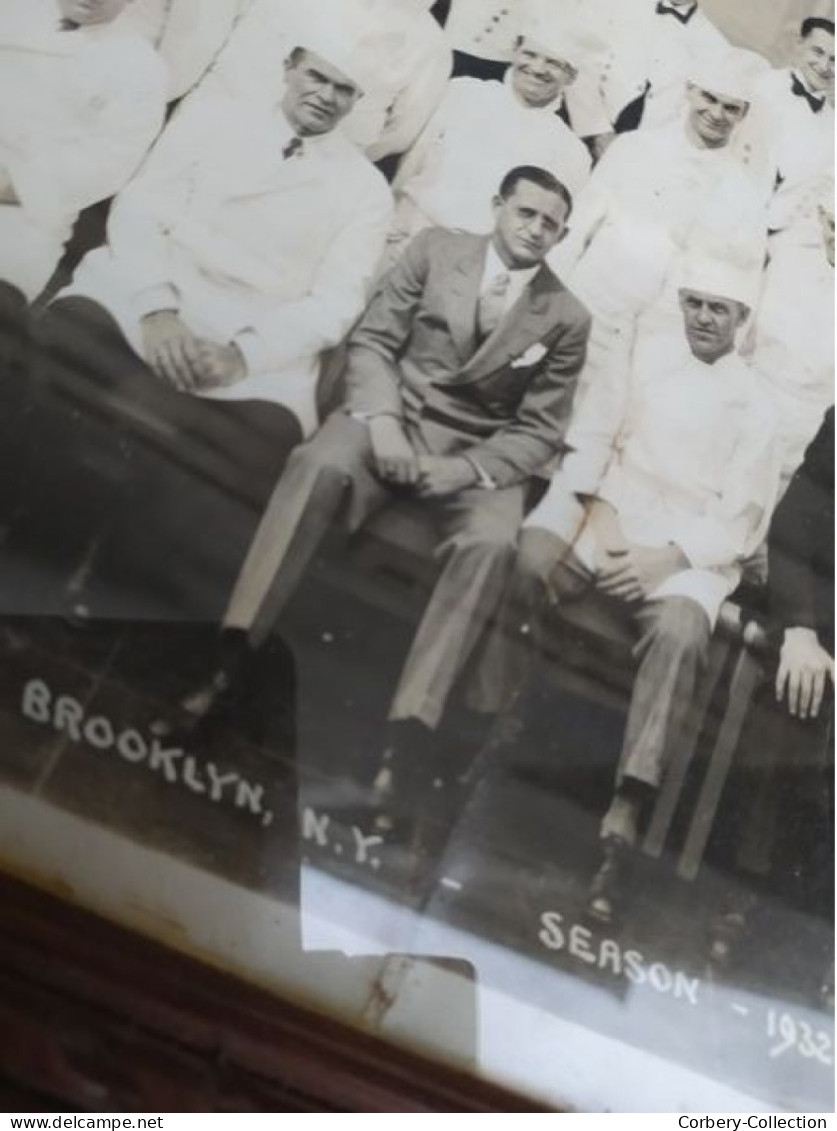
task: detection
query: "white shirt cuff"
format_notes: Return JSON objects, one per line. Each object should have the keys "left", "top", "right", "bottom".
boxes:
{"left": 232, "top": 328, "right": 265, "bottom": 377}
{"left": 464, "top": 456, "right": 496, "bottom": 490}
{"left": 133, "top": 284, "right": 180, "bottom": 321}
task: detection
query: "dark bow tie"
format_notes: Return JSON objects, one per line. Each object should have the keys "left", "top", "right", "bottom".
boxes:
{"left": 655, "top": 1, "right": 696, "bottom": 24}
{"left": 791, "top": 72, "right": 825, "bottom": 113}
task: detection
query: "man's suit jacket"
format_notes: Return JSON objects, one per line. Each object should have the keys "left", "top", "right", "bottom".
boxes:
{"left": 344, "top": 228, "right": 591, "bottom": 489}
{"left": 768, "top": 407, "right": 834, "bottom": 649}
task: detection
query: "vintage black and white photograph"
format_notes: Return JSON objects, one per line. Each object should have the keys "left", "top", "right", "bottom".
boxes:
{"left": 0, "top": 0, "right": 833, "bottom": 1113}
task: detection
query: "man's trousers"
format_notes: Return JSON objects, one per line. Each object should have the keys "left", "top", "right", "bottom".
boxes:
{"left": 224, "top": 411, "right": 527, "bottom": 730}
{"left": 20, "top": 298, "right": 302, "bottom": 618}
{"left": 470, "top": 527, "right": 712, "bottom": 790}
{"left": 730, "top": 674, "right": 833, "bottom": 915}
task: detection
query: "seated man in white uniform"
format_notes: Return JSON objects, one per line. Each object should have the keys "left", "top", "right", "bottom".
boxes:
{"left": 193, "top": 0, "right": 452, "bottom": 163}
{"left": 748, "top": 17, "right": 835, "bottom": 234}
{"left": 0, "top": 0, "right": 166, "bottom": 309}
{"left": 754, "top": 179, "right": 834, "bottom": 481}
{"left": 385, "top": 11, "right": 593, "bottom": 265}
{"left": 554, "top": 47, "right": 773, "bottom": 402}
{"left": 33, "top": 26, "right": 392, "bottom": 616}
{"left": 470, "top": 253, "right": 780, "bottom": 923}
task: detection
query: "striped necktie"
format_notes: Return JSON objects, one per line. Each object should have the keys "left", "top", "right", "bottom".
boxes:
{"left": 478, "top": 272, "right": 511, "bottom": 340}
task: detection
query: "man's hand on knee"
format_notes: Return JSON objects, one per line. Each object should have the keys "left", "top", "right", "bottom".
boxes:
{"left": 597, "top": 543, "right": 689, "bottom": 603}
{"left": 192, "top": 341, "right": 247, "bottom": 391}
{"left": 416, "top": 455, "right": 478, "bottom": 499}
{"left": 369, "top": 415, "right": 420, "bottom": 486}
{"left": 141, "top": 311, "right": 206, "bottom": 391}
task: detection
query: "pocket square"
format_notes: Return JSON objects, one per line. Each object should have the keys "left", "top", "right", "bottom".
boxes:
{"left": 510, "top": 343, "right": 548, "bottom": 368}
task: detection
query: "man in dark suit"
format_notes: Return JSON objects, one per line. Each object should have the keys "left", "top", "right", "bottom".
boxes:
{"left": 711, "top": 409, "right": 834, "bottom": 969}
{"left": 212, "top": 166, "right": 590, "bottom": 782}
{"left": 770, "top": 408, "right": 834, "bottom": 716}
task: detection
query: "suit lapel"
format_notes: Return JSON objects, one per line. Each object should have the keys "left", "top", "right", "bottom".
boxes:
{"left": 440, "top": 236, "right": 489, "bottom": 362}
{"left": 454, "top": 266, "right": 562, "bottom": 384}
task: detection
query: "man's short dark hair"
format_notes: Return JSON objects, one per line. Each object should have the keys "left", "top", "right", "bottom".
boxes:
{"left": 498, "top": 166, "right": 573, "bottom": 219}
{"left": 800, "top": 16, "right": 835, "bottom": 39}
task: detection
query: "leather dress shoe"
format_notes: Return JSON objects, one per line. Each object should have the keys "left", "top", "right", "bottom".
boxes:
{"left": 369, "top": 721, "right": 435, "bottom": 835}
{"left": 586, "top": 836, "right": 632, "bottom": 925}
{"left": 150, "top": 630, "right": 251, "bottom": 743}
{"left": 150, "top": 666, "right": 235, "bottom": 744}
{"left": 707, "top": 889, "right": 759, "bottom": 967}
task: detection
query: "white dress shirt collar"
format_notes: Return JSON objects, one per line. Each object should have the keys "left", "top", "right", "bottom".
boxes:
{"left": 481, "top": 241, "right": 540, "bottom": 306}
{"left": 276, "top": 107, "right": 338, "bottom": 158}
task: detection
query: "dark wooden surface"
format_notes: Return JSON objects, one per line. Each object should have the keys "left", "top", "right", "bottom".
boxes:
{"left": 0, "top": 872, "right": 548, "bottom": 1113}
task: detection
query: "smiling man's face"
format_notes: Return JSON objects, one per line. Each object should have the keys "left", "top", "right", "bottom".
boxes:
{"left": 510, "top": 36, "right": 577, "bottom": 109}
{"left": 796, "top": 27, "right": 835, "bottom": 94}
{"left": 685, "top": 83, "right": 749, "bottom": 148}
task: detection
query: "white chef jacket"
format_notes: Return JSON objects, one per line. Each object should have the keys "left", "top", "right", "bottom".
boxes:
{"left": 193, "top": 0, "right": 452, "bottom": 161}
{"left": 64, "top": 95, "right": 392, "bottom": 437}
{"left": 527, "top": 334, "right": 780, "bottom": 624}
{"left": 555, "top": 123, "right": 771, "bottom": 321}
{"left": 119, "top": 0, "right": 253, "bottom": 102}
{"left": 587, "top": 0, "right": 729, "bottom": 129}
{"left": 394, "top": 73, "right": 592, "bottom": 233}
{"left": 0, "top": 0, "right": 166, "bottom": 301}
{"left": 754, "top": 228, "right": 835, "bottom": 477}
{"left": 746, "top": 67, "right": 835, "bottom": 233}
{"left": 443, "top": 0, "right": 522, "bottom": 61}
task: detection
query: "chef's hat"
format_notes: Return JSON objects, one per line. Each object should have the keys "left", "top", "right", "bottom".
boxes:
{"left": 520, "top": 1, "right": 605, "bottom": 71}
{"left": 688, "top": 47, "right": 770, "bottom": 104}
{"left": 679, "top": 244, "right": 764, "bottom": 311}
{"left": 287, "top": 0, "right": 405, "bottom": 94}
